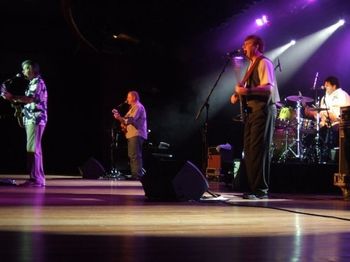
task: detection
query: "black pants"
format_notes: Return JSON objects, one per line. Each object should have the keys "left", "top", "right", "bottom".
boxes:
{"left": 243, "top": 103, "right": 276, "bottom": 194}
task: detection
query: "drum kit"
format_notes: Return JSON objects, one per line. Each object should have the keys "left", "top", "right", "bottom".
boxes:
{"left": 272, "top": 93, "right": 333, "bottom": 164}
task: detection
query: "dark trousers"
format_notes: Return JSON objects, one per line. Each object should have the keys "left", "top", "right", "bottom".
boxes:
{"left": 243, "top": 103, "right": 276, "bottom": 194}
{"left": 127, "top": 136, "right": 144, "bottom": 179}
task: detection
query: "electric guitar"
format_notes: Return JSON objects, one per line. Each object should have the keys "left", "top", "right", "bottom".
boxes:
{"left": 112, "top": 108, "right": 127, "bottom": 133}
{"left": 1, "top": 84, "right": 24, "bottom": 128}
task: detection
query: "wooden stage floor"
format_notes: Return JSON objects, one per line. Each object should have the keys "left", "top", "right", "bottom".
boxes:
{"left": 0, "top": 175, "right": 349, "bottom": 261}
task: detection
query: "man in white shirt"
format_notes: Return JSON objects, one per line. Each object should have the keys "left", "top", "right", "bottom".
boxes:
{"left": 305, "top": 76, "right": 350, "bottom": 154}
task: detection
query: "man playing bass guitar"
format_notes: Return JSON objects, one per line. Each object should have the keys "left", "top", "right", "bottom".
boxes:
{"left": 230, "top": 35, "right": 279, "bottom": 199}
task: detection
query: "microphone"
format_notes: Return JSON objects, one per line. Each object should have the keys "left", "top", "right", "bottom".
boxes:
{"left": 277, "top": 58, "right": 282, "bottom": 72}
{"left": 321, "top": 85, "right": 325, "bottom": 90}
{"left": 274, "top": 58, "right": 282, "bottom": 72}
{"left": 226, "top": 49, "right": 244, "bottom": 57}
{"left": 117, "top": 100, "right": 127, "bottom": 107}
{"left": 3, "top": 73, "right": 22, "bottom": 84}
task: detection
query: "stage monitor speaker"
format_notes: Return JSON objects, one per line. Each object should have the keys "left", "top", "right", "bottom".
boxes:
{"left": 172, "top": 161, "right": 209, "bottom": 201}
{"left": 79, "top": 157, "right": 106, "bottom": 179}
{"left": 141, "top": 160, "right": 209, "bottom": 201}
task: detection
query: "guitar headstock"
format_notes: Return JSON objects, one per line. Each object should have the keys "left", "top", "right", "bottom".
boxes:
{"left": 1, "top": 84, "right": 6, "bottom": 97}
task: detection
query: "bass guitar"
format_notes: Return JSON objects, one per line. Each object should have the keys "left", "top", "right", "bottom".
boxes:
{"left": 1, "top": 84, "right": 24, "bottom": 128}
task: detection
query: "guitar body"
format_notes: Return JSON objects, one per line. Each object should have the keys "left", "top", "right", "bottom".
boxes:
{"left": 239, "top": 94, "right": 248, "bottom": 123}
{"left": 1, "top": 84, "right": 24, "bottom": 128}
{"left": 11, "top": 103, "right": 24, "bottom": 128}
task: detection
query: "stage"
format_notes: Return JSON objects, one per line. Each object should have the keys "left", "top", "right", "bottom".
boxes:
{"left": 0, "top": 174, "right": 349, "bottom": 261}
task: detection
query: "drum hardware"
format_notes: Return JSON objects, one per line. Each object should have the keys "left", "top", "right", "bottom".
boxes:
{"left": 273, "top": 95, "right": 333, "bottom": 163}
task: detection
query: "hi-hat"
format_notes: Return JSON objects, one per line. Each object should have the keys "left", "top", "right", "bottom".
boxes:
{"left": 286, "top": 95, "right": 314, "bottom": 103}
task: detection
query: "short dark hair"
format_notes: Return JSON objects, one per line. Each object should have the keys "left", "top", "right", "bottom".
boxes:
{"left": 22, "top": 60, "right": 40, "bottom": 75}
{"left": 324, "top": 76, "right": 340, "bottom": 89}
{"left": 244, "top": 35, "right": 264, "bottom": 53}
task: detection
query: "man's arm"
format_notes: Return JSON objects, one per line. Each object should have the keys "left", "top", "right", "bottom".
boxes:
{"left": 2, "top": 90, "right": 34, "bottom": 104}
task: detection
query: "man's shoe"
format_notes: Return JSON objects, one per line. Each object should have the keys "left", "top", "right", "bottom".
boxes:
{"left": 256, "top": 193, "right": 269, "bottom": 199}
{"left": 242, "top": 193, "right": 258, "bottom": 200}
{"left": 20, "top": 180, "right": 45, "bottom": 188}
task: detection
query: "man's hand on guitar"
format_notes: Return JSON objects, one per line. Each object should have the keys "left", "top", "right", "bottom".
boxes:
{"left": 230, "top": 93, "right": 239, "bottom": 104}
{"left": 112, "top": 109, "right": 123, "bottom": 121}
{"left": 235, "top": 85, "right": 247, "bottom": 96}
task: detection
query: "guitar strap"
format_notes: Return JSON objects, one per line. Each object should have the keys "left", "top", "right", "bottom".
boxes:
{"left": 240, "top": 55, "right": 264, "bottom": 86}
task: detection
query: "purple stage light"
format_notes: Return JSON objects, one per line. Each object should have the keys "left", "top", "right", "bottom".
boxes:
{"left": 256, "top": 18, "right": 264, "bottom": 26}
{"left": 255, "top": 15, "right": 269, "bottom": 27}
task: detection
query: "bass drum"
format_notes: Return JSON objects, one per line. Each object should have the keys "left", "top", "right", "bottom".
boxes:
{"left": 271, "top": 127, "right": 296, "bottom": 162}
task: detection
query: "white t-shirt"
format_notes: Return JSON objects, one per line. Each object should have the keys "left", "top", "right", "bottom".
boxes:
{"left": 321, "top": 88, "right": 350, "bottom": 120}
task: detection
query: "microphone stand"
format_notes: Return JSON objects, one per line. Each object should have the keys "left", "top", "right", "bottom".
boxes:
{"left": 195, "top": 55, "right": 232, "bottom": 174}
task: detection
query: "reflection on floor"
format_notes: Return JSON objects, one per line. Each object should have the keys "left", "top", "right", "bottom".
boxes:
{"left": 0, "top": 174, "right": 349, "bottom": 262}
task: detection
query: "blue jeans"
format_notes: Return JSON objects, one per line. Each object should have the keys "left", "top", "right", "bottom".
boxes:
{"left": 25, "top": 123, "right": 46, "bottom": 185}
{"left": 127, "top": 136, "right": 144, "bottom": 179}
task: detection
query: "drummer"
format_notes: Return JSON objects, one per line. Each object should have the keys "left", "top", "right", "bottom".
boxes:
{"left": 305, "top": 76, "right": 350, "bottom": 127}
{"left": 305, "top": 76, "right": 350, "bottom": 148}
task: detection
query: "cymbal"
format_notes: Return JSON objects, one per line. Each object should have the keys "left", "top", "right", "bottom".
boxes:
{"left": 276, "top": 101, "right": 284, "bottom": 108}
{"left": 286, "top": 95, "right": 314, "bottom": 103}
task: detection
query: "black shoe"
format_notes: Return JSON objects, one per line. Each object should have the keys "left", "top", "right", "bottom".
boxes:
{"left": 20, "top": 180, "right": 45, "bottom": 188}
{"left": 256, "top": 193, "right": 269, "bottom": 199}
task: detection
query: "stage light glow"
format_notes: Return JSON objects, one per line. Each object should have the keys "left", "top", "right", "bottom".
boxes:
{"left": 338, "top": 19, "right": 345, "bottom": 26}
{"left": 255, "top": 15, "right": 269, "bottom": 27}
{"left": 266, "top": 40, "right": 297, "bottom": 61}
{"left": 262, "top": 15, "right": 268, "bottom": 23}
{"left": 256, "top": 19, "right": 264, "bottom": 27}
{"left": 276, "top": 20, "right": 346, "bottom": 86}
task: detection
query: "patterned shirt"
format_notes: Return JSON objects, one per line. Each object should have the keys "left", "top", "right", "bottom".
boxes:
{"left": 23, "top": 76, "right": 48, "bottom": 126}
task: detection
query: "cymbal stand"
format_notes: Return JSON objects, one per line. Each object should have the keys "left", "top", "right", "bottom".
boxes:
{"left": 288, "top": 99, "right": 303, "bottom": 160}
{"left": 277, "top": 122, "right": 293, "bottom": 163}
{"left": 314, "top": 110, "right": 322, "bottom": 163}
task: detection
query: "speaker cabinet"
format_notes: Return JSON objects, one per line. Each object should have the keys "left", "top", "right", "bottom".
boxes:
{"left": 141, "top": 159, "right": 208, "bottom": 201}
{"left": 79, "top": 157, "right": 106, "bottom": 179}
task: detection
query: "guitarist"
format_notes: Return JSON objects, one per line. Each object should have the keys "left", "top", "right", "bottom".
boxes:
{"left": 1, "top": 60, "right": 48, "bottom": 187}
{"left": 230, "top": 35, "right": 279, "bottom": 199}
{"left": 112, "top": 91, "right": 147, "bottom": 180}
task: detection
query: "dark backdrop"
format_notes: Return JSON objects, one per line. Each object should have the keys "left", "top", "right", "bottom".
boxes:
{"left": 1, "top": 0, "right": 350, "bottom": 174}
